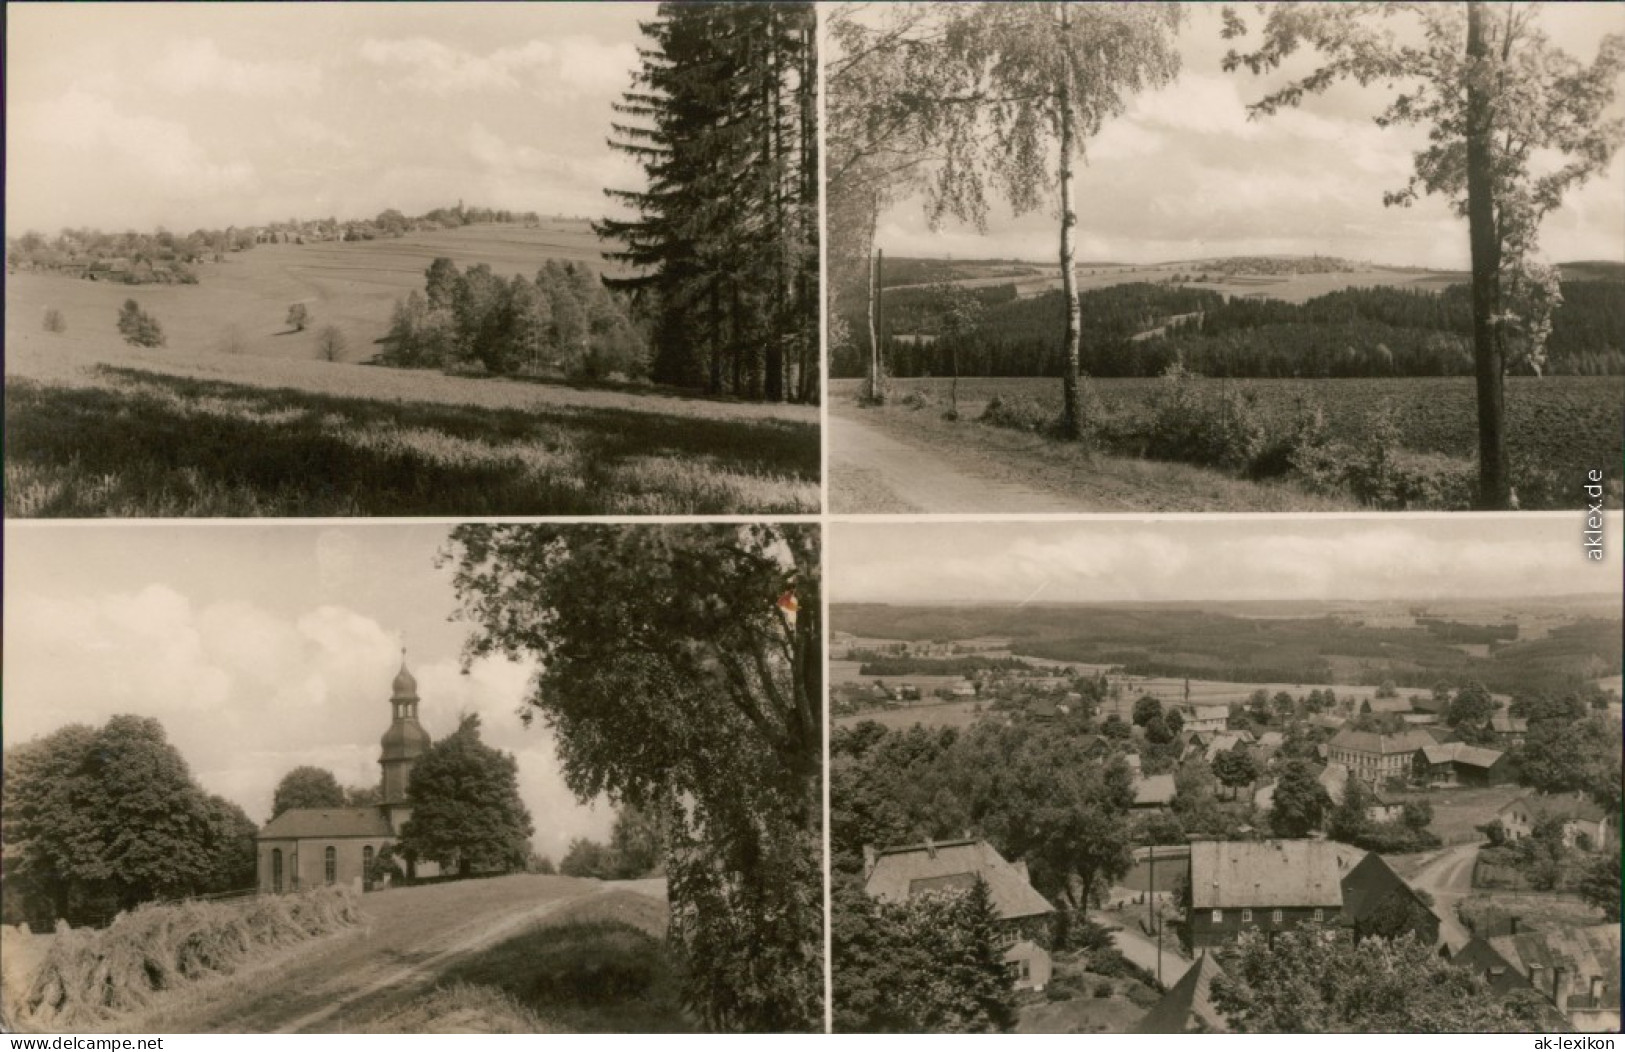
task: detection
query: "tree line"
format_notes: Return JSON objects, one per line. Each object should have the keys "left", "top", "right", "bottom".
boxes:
{"left": 381, "top": 257, "right": 646, "bottom": 380}
{"left": 599, "top": 2, "right": 819, "bottom": 403}
{"left": 838, "top": 279, "right": 1623, "bottom": 380}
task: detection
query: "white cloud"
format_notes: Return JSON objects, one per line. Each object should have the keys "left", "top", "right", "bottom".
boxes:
{"left": 22, "top": 89, "right": 254, "bottom": 195}
{"left": 153, "top": 38, "right": 321, "bottom": 97}
{"left": 360, "top": 35, "right": 635, "bottom": 99}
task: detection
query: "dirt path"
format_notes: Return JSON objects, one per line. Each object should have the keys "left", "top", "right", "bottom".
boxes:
{"left": 275, "top": 885, "right": 611, "bottom": 1033}
{"left": 1090, "top": 911, "right": 1193, "bottom": 989}
{"left": 1408, "top": 842, "right": 1480, "bottom": 951}
{"left": 829, "top": 405, "right": 1079, "bottom": 513}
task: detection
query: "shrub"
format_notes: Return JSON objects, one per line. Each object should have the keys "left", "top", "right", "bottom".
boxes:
{"left": 286, "top": 303, "right": 310, "bottom": 332}
{"left": 1093, "top": 980, "right": 1113, "bottom": 999}
{"left": 899, "top": 390, "right": 935, "bottom": 410}
{"left": 42, "top": 309, "right": 65, "bottom": 334}
{"left": 980, "top": 394, "right": 1057, "bottom": 434}
{"left": 116, "top": 300, "right": 165, "bottom": 347}
{"left": 1140, "top": 374, "right": 1265, "bottom": 471}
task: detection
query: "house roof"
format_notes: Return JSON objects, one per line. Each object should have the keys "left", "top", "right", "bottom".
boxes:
{"left": 1131, "top": 952, "right": 1230, "bottom": 1034}
{"left": 257, "top": 807, "right": 394, "bottom": 840}
{"left": 1488, "top": 925, "right": 1621, "bottom": 1005}
{"left": 1490, "top": 715, "right": 1529, "bottom": 733}
{"left": 1190, "top": 839, "right": 1345, "bottom": 910}
{"left": 1329, "top": 728, "right": 1436, "bottom": 756}
{"left": 1255, "top": 731, "right": 1284, "bottom": 748}
{"left": 1364, "top": 696, "right": 1413, "bottom": 715}
{"left": 1134, "top": 773, "right": 1177, "bottom": 807}
{"left": 1421, "top": 741, "right": 1505, "bottom": 768}
{"left": 1340, "top": 852, "right": 1433, "bottom": 928}
{"left": 1188, "top": 705, "right": 1229, "bottom": 721}
{"left": 1497, "top": 791, "right": 1609, "bottom": 824}
{"left": 865, "top": 838, "right": 1055, "bottom": 921}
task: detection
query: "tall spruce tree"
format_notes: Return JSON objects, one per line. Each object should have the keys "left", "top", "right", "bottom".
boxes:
{"left": 598, "top": 3, "right": 818, "bottom": 402}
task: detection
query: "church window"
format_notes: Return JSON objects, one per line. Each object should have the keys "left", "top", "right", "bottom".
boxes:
{"left": 325, "top": 846, "right": 337, "bottom": 884}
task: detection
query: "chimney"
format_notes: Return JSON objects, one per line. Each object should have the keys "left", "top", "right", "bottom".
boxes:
{"left": 862, "top": 845, "right": 877, "bottom": 878}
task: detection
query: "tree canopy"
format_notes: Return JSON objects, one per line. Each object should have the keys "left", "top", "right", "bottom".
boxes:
{"left": 2, "top": 715, "right": 257, "bottom": 928}
{"left": 445, "top": 523, "right": 822, "bottom": 1032}
{"left": 399, "top": 714, "right": 534, "bottom": 877}
{"left": 270, "top": 766, "right": 346, "bottom": 818}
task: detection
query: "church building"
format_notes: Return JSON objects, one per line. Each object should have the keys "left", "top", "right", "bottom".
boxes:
{"left": 255, "top": 656, "right": 436, "bottom": 893}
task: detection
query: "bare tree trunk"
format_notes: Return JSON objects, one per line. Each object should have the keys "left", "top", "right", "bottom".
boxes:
{"left": 866, "top": 248, "right": 884, "bottom": 403}
{"left": 1466, "top": 1, "right": 1511, "bottom": 509}
{"left": 1058, "top": 2, "right": 1084, "bottom": 440}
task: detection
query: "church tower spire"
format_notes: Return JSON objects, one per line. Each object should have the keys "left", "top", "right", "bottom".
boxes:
{"left": 379, "top": 649, "right": 431, "bottom": 807}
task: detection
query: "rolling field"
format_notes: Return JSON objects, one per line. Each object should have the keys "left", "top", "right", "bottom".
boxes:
{"left": 835, "top": 375, "right": 1623, "bottom": 502}
{"left": 5, "top": 223, "right": 819, "bottom": 515}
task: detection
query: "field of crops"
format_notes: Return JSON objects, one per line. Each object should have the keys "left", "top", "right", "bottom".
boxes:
{"left": 842, "top": 375, "right": 1623, "bottom": 500}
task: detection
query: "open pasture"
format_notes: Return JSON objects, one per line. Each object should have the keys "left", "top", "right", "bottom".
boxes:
{"left": 6, "top": 223, "right": 819, "bottom": 516}
{"left": 8, "top": 221, "right": 614, "bottom": 367}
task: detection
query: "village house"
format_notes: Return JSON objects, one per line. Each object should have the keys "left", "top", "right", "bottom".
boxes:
{"left": 1339, "top": 852, "right": 1440, "bottom": 946}
{"left": 1496, "top": 792, "right": 1616, "bottom": 852}
{"left": 1453, "top": 924, "right": 1621, "bottom": 1033}
{"left": 255, "top": 657, "right": 437, "bottom": 893}
{"left": 1132, "top": 773, "right": 1177, "bottom": 811}
{"left": 1187, "top": 839, "right": 1346, "bottom": 951}
{"left": 1325, "top": 727, "right": 1435, "bottom": 786}
{"left": 1414, "top": 741, "right": 1511, "bottom": 787}
{"left": 863, "top": 837, "right": 1056, "bottom": 991}
{"left": 1317, "top": 763, "right": 1406, "bottom": 822}
{"left": 1489, "top": 714, "right": 1529, "bottom": 745}
{"left": 1180, "top": 705, "right": 1229, "bottom": 735}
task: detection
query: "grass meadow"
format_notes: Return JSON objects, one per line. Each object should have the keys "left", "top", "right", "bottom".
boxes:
{"left": 6, "top": 225, "right": 819, "bottom": 515}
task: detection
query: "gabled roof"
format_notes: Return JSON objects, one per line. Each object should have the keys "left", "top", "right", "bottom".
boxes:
{"left": 1497, "top": 791, "right": 1609, "bottom": 824}
{"left": 1255, "top": 731, "right": 1284, "bottom": 748}
{"left": 1187, "top": 705, "right": 1229, "bottom": 721}
{"left": 1340, "top": 852, "right": 1434, "bottom": 928}
{"left": 257, "top": 807, "right": 394, "bottom": 840}
{"left": 1190, "top": 839, "right": 1344, "bottom": 910}
{"left": 1490, "top": 715, "right": 1529, "bottom": 734}
{"left": 865, "top": 838, "right": 1054, "bottom": 921}
{"left": 1488, "top": 925, "right": 1621, "bottom": 1005}
{"left": 1131, "top": 953, "right": 1230, "bottom": 1034}
{"left": 1363, "top": 696, "right": 1413, "bottom": 715}
{"left": 1329, "top": 728, "right": 1436, "bottom": 756}
{"left": 1420, "top": 741, "right": 1505, "bottom": 768}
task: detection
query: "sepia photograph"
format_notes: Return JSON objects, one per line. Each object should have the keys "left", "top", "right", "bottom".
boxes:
{"left": 4, "top": 2, "right": 820, "bottom": 517}
{"left": 826, "top": 2, "right": 1624, "bottom": 514}
{"left": 828, "top": 514, "right": 1622, "bottom": 1033}
{"left": 0, "top": 521, "right": 823, "bottom": 1034}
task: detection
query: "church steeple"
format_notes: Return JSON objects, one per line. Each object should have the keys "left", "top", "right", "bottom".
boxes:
{"left": 380, "top": 649, "right": 431, "bottom": 805}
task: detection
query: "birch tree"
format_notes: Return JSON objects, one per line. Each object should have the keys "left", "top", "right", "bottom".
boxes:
{"left": 1223, "top": 2, "right": 1625, "bottom": 508}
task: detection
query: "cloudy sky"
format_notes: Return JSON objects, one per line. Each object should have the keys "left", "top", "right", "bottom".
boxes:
{"left": 869, "top": 3, "right": 1625, "bottom": 267}
{"left": 3, "top": 523, "right": 616, "bottom": 861}
{"left": 831, "top": 515, "right": 1625, "bottom": 605}
{"left": 6, "top": 3, "right": 648, "bottom": 233}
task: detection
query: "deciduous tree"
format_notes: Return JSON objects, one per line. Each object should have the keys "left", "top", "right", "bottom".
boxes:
{"left": 1269, "top": 759, "right": 1329, "bottom": 837}
{"left": 271, "top": 766, "right": 345, "bottom": 818}
{"left": 1223, "top": 2, "right": 1625, "bottom": 508}
{"left": 400, "top": 714, "right": 534, "bottom": 877}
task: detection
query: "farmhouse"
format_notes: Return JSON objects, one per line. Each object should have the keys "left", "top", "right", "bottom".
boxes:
{"left": 1339, "top": 852, "right": 1440, "bottom": 947}
{"left": 863, "top": 837, "right": 1056, "bottom": 990}
{"left": 1317, "top": 763, "right": 1405, "bottom": 823}
{"left": 1489, "top": 714, "right": 1530, "bottom": 745}
{"left": 1496, "top": 792, "right": 1615, "bottom": 852}
{"left": 1132, "top": 773, "right": 1177, "bottom": 810}
{"left": 1453, "top": 924, "right": 1620, "bottom": 1033}
{"left": 255, "top": 657, "right": 436, "bottom": 893}
{"left": 1187, "top": 840, "right": 1345, "bottom": 951}
{"left": 1325, "top": 727, "right": 1435, "bottom": 785}
{"left": 1414, "top": 741, "right": 1512, "bottom": 787}
{"left": 1181, "top": 705, "right": 1229, "bottom": 734}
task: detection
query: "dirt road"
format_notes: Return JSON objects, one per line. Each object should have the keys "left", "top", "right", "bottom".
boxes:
{"left": 150, "top": 874, "right": 652, "bottom": 1033}
{"left": 829, "top": 405, "right": 1079, "bottom": 513}
{"left": 1408, "top": 842, "right": 1480, "bottom": 951}
{"left": 1091, "top": 910, "right": 1193, "bottom": 989}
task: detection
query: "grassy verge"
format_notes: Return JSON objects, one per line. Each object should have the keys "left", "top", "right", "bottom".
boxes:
{"left": 6, "top": 366, "right": 818, "bottom": 515}
{"left": 348, "top": 890, "right": 689, "bottom": 1034}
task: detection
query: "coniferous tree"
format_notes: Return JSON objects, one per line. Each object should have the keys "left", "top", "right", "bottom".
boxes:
{"left": 599, "top": 3, "right": 818, "bottom": 402}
